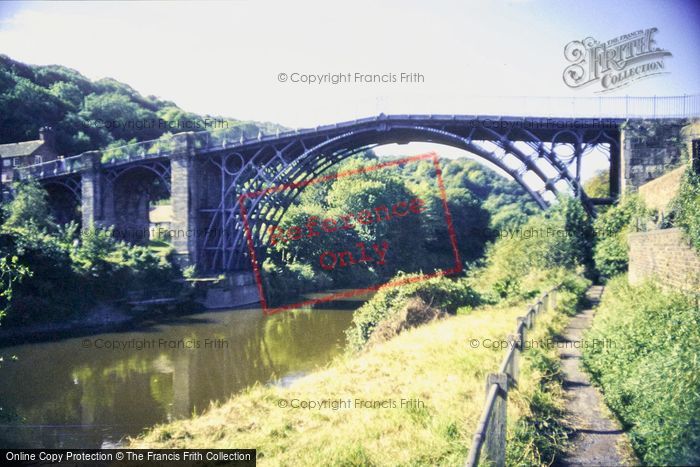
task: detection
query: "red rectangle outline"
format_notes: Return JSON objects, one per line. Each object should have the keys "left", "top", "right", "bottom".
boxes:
{"left": 238, "top": 152, "right": 463, "bottom": 316}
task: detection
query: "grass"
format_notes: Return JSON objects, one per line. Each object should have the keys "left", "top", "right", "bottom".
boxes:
{"left": 130, "top": 282, "right": 584, "bottom": 466}
{"left": 147, "top": 239, "right": 172, "bottom": 257}
{"left": 583, "top": 276, "right": 700, "bottom": 465}
{"left": 505, "top": 303, "right": 572, "bottom": 466}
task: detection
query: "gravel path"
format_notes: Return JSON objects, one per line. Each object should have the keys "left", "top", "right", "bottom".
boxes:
{"left": 557, "top": 286, "right": 637, "bottom": 467}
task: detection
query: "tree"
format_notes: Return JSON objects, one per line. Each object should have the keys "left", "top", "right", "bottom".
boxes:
{"left": 0, "top": 255, "right": 31, "bottom": 324}
{"left": 583, "top": 170, "right": 610, "bottom": 198}
{"left": 2, "top": 180, "right": 57, "bottom": 232}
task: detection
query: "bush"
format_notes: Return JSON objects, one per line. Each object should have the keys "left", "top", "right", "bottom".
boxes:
{"left": 261, "top": 259, "right": 333, "bottom": 307}
{"left": 0, "top": 223, "right": 179, "bottom": 326}
{"left": 478, "top": 197, "right": 594, "bottom": 300}
{"left": 583, "top": 277, "right": 700, "bottom": 465}
{"left": 593, "top": 195, "right": 646, "bottom": 279}
{"left": 670, "top": 169, "right": 700, "bottom": 252}
{"left": 0, "top": 227, "right": 89, "bottom": 325}
{"left": 345, "top": 273, "right": 481, "bottom": 351}
{"left": 2, "top": 180, "right": 57, "bottom": 232}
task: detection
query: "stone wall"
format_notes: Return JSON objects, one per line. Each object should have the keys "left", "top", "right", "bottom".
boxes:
{"left": 621, "top": 119, "right": 687, "bottom": 193}
{"left": 628, "top": 228, "right": 700, "bottom": 292}
{"left": 637, "top": 165, "right": 685, "bottom": 214}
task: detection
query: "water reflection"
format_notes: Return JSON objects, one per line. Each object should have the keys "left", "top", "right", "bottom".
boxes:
{"left": 0, "top": 307, "right": 353, "bottom": 448}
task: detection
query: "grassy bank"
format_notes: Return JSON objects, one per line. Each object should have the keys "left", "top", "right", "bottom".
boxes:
{"left": 131, "top": 278, "right": 585, "bottom": 466}
{"left": 583, "top": 276, "right": 700, "bottom": 465}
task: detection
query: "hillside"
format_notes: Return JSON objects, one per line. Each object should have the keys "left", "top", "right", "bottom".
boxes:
{"left": 0, "top": 55, "right": 538, "bottom": 230}
{"left": 0, "top": 54, "right": 284, "bottom": 156}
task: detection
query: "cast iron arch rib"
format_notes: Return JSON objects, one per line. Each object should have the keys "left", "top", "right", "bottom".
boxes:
{"left": 199, "top": 122, "right": 597, "bottom": 271}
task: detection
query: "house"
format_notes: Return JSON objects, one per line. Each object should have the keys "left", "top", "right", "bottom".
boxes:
{"left": 0, "top": 127, "right": 59, "bottom": 183}
{"left": 149, "top": 204, "right": 173, "bottom": 240}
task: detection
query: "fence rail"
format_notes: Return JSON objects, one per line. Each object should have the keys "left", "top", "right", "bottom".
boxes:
{"left": 12, "top": 94, "right": 700, "bottom": 181}
{"left": 374, "top": 94, "right": 700, "bottom": 119}
{"left": 465, "top": 286, "right": 560, "bottom": 467}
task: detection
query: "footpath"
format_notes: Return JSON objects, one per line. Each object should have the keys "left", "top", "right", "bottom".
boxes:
{"left": 558, "top": 285, "right": 637, "bottom": 466}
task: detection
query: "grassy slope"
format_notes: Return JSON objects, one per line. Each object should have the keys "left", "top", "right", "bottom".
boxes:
{"left": 131, "top": 292, "right": 576, "bottom": 466}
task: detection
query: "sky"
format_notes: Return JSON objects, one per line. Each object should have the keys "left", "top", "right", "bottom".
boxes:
{"left": 1, "top": 0, "right": 699, "bottom": 184}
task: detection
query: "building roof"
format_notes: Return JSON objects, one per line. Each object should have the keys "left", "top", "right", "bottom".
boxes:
{"left": 0, "top": 140, "right": 44, "bottom": 158}
{"left": 149, "top": 205, "right": 173, "bottom": 224}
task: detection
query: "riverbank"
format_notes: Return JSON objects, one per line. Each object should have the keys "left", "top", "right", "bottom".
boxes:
{"left": 131, "top": 283, "right": 584, "bottom": 465}
{"left": 0, "top": 299, "right": 203, "bottom": 347}
{"left": 0, "top": 306, "right": 354, "bottom": 448}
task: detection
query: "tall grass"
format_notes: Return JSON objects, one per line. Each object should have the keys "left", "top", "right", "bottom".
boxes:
{"left": 583, "top": 276, "right": 700, "bottom": 465}
{"left": 131, "top": 281, "right": 584, "bottom": 466}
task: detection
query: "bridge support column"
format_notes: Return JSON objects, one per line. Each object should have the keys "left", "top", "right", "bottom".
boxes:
{"left": 81, "top": 151, "right": 110, "bottom": 229}
{"left": 621, "top": 119, "right": 687, "bottom": 193}
{"left": 170, "top": 133, "right": 199, "bottom": 267}
{"left": 609, "top": 138, "right": 621, "bottom": 200}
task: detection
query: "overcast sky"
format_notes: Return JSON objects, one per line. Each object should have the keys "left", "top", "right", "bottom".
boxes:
{"left": 1, "top": 0, "right": 698, "bottom": 185}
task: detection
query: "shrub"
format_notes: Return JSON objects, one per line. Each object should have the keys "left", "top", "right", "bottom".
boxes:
{"left": 670, "top": 169, "right": 700, "bottom": 252}
{"left": 0, "top": 223, "right": 180, "bottom": 326}
{"left": 0, "top": 227, "right": 89, "bottom": 325}
{"left": 583, "top": 277, "right": 700, "bottom": 465}
{"left": 2, "top": 180, "right": 57, "bottom": 232}
{"left": 478, "top": 197, "right": 594, "bottom": 300}
{"left": 345, "top": 273, "right": 481, "bottom": 351}
{"left": 261, "top": 259, "right": 333, "bottom": 306}
{"left": 592, "top": 195, "right": 646, "bottom": 279}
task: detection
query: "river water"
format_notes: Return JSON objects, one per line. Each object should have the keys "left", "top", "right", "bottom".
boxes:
{"left": 0, "top": 306, "right": 353, "bottom": 448}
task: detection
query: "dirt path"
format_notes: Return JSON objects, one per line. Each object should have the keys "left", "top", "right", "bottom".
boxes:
{"left": 557, "top": 285, "right": 637, "bottom": 467}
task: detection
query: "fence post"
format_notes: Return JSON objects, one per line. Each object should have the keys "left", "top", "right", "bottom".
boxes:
{"left": 517, "top": 317, "right": 526, "bottom": 346}
{"left": 507, "top": 333, "right": 520, "bottom": 383}
{"left": 466, "top": 286, "right": 563, "bottom": 467}
{"left": 483, "top": 373, "right": 508, "bottom": 467}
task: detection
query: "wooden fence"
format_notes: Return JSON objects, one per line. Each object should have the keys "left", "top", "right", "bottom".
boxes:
{"left": 465, "top": 286, "right": 560, "bottom": 467}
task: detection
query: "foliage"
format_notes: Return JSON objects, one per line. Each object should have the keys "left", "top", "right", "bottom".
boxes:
{"left": 182, "top": 265, "right": 196, "bottom": 280}
{"left": 477, "top": 196, "right": 594, "bottom": 300}
{"left": 0, "top": 182, "right": 178, "bottom": 326}
{"left": 670, "top": 169, "right": 700, "bottom": 252}
{"left": 547, "top": 196, "right": 595, "bottom": 273}
{"left": 0, "top": 54, "right": 284, "bottom": 155}
{"left": 345, "top": 273, "right": 481, "bottom": 351}
{"left": 261, "top": 259, "right": 332, "bottom": 307}
{"left": 400, "top": 156, "right": 539, "bottom": 231}
{"left": 2, "top": 180, "right": 57, "bottom": 232}
{"left": 583, "top": 277, "right": 700, "bottom": 465}
{"left": 582, "top": 170, "right": 610, "bottom": 198}
{"left": 262, "top": 154, "right": 540, "bottom": 305}
{"left": 592, "top": 195, "right": 646, "bottom": 279}
{"left": 0, "top": 255, "right": 31, "bottom": 324}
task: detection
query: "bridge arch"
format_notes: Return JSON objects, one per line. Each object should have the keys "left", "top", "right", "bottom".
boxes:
{"left": 42, "top": 177, "right": 81, "bottom": 226}
{"left": 105, "top": 163, "right": 171, "bottom": 243}
{"left": 201, "top": 122, "right": 596, "bottom": 271}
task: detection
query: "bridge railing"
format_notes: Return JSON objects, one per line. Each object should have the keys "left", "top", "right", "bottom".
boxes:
{"left": 15, "top": 154, "right": 86, "bottom": 180}
{"left": 190, "top": 125, "right": 275, "bottom": 151}
{"left": 14, "top": 125, "right": 280, "bottom": 180}
{"left": 373, "top": 94, "right": 700, "bottom": 119}
{"left": 465, "top": 285, "right": 560, "bottom": 467}
{"left": 11, "top": 94, "right": 700, "bottom": 180}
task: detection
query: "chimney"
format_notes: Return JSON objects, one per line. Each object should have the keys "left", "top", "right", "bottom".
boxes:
{"left": 39, "top": 126, "right": 55, "bottom": 149}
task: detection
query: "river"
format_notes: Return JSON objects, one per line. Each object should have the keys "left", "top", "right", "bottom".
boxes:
{"left": 0, "top": 306, "right": 354, "bottom": 448}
